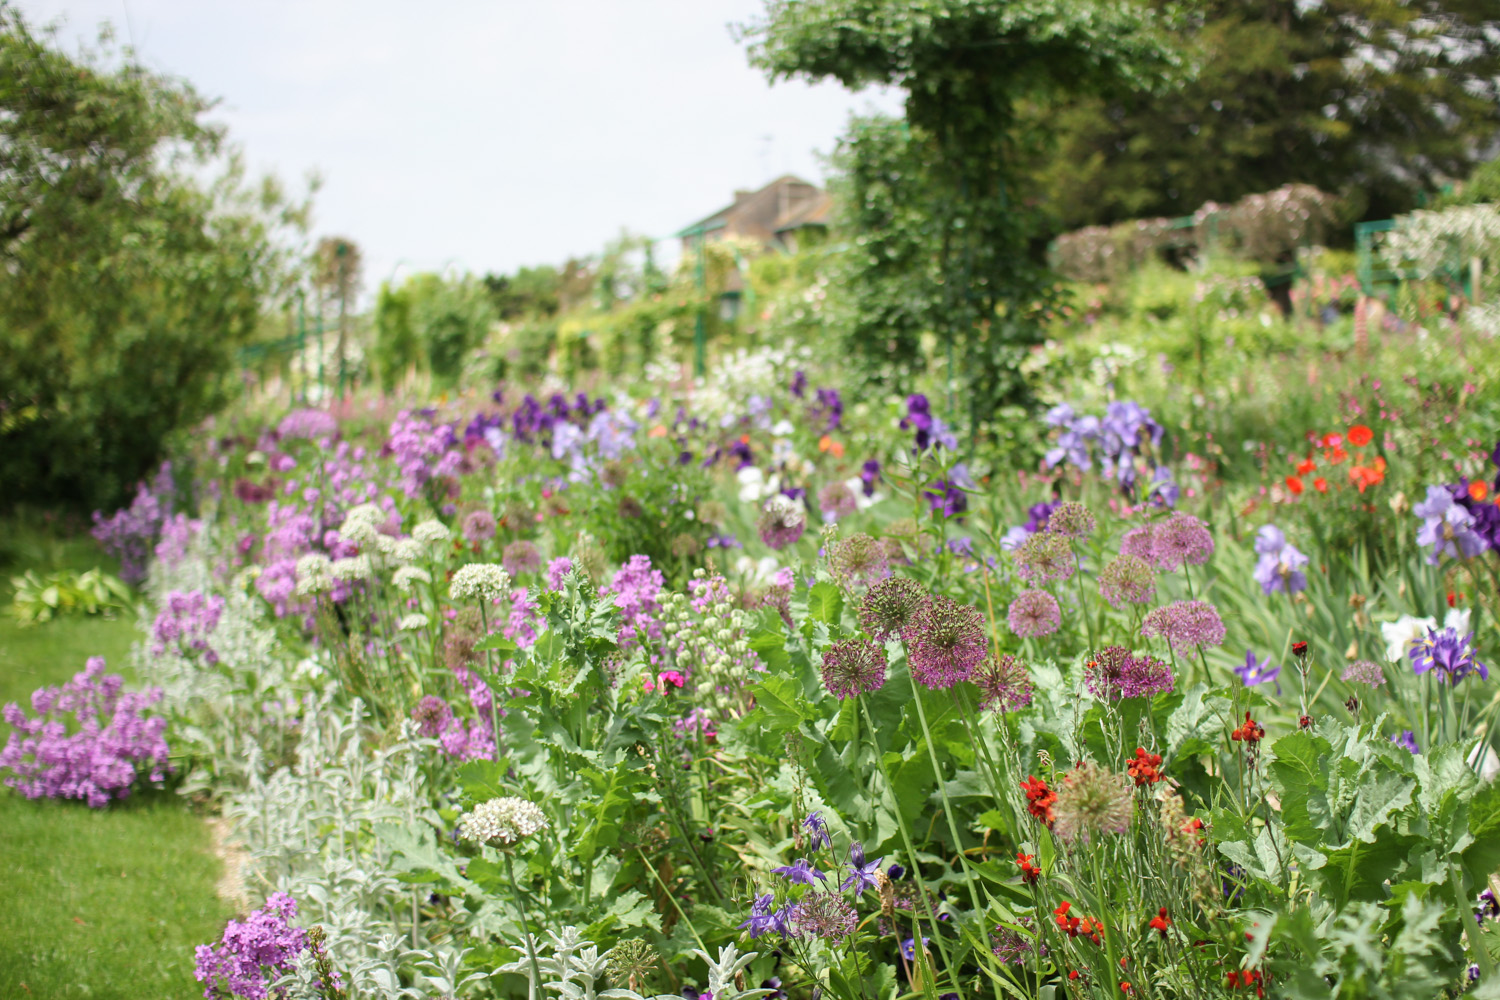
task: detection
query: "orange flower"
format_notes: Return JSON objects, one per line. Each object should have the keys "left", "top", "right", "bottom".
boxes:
{"left": 1313, "top": 477, "right": 1328, "bottom": 493}
{"left": 1296, "top": 458, "right": 1316, "bottom": 475}
{"left": 817, "top": 435, "right": 845, "bottom": 458}
{"left": 1321, "top": 432, "right": 1343, "bottom": 448}
{"left": 1016, "top": 852, "right": 1041, "bottom": 884}
{"left": 1231, "top": 712, "right": 1266, "bottom": 744}
{"left": 1325, "top": 445, "right": 1348, "bottom": 465}
{"left": 1285, "top": 476, "right": 1304, "bottom": 495}
{"left": 648, "top": 425, "right": 668, "bottom": 438}
{"left": 1347, "top": 425, "right": 1373, "bottom": 447}
{"left": 1148, "top": 907, "right": 1171, "bottom": 938}
{"left": 1126, "top": 747, "right": 1163, "bottom": 786}
{"left": 1471, "top": 481, "right": 1490, "bottom": 502}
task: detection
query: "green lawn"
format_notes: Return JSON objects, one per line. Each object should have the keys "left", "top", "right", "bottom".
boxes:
{"left": 0, "top": 516, "right": 232, "bottom": 1000}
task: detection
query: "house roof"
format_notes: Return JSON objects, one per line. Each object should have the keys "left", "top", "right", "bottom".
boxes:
{"left": 676, "top": 175, "right": 827, "bottom": 240}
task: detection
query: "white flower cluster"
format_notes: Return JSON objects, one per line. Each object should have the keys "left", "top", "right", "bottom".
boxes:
{"left": 449, "top": 563, "right": 512, "bottom": 603}
{"left": 392, "top": 566, "right": 432, "bottom": 592}
{"left": 398, "top": 613, "right": 430, "bottom": 632}
{"left": 761, "top": 494, "right": 805, "bottom": 528}
{"left": 331, "top": 555, "right": 374, "bottom": 582}
{"left": 412, "top": 520, "right": 452, "bottom": 547}
{"left": 339, "top": 503, "right": 386, "bottom": 548}
{"left": 294, "top": 553, "right": 333, "bottom": 596}
{"left": 459, "top": 796, "right": 549, "bottom": 846}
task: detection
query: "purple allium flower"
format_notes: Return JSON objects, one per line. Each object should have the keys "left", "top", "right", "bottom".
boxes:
{"left": 0, "top": 657, "right": 170, "bottom": 807}
{"left": 193, "top": 892, "right": 307, "bottom": 1000}
{"left": 793, "top": 892, "right": 857, "bottom": 944}
{"left": 545, "top": 556, "right": 574, "bottom": 590}
{"left": 502, "top": 540, "right": 542, "bottom": 577}
{"left": 1046, "top": 502, "right": 1096, "bottom": 539}
{"left": 1149, "top": 513, "right": 1214, "bottom": 572}
{"left": 1119, "top": 524, "right": 1154, "bottom": 561}
{"left": 1084, "top": 646, "right": 1174, "bottom": 700}
{"left": 1414, "top": 485, "right": 1488, "bottom": 563}
{"left": 818, "top": 481, "right": 859, "bottom": 521}
{"left": 1235, "top": 650, "right": 1281, "bottom": 693}
{"left": 908, "top": 595, "right": 987, "bottom": 689}
{"left": 758, "top": 495, "right": 806, "bottom": 550}
{"left": 1006, "top": 590, "right": 1061, "bottom": 638}
{"left": 1097, "top": 554, "right": 1155, "bottom": 609}
{"left": 773, "top": 858, "right": 828, "bottom": 884}
{"left": 802, "top": 811, "right": 832, "bottom": 850}
{"left": 411, "top": 696, "right": 453, "bottom": 738}
{"left": 1409, "top": 627, "right": 1489, "bottom": 683}
{"left": 1341, "top": 660, "right": 1385, "bottom": 688}
{"left": 841, "top": 842, "right": 884, "bottom": 893}
{"left": 827, "top": 533, "right": 891, "bottom": 593}
{"left": 858, "top": 577, "right": 930, "bottom": 642}
{"left": 1013, "top": 531, "right": 1075, "bottom": 586}
{"left": 1392, "top": 730, "right": 1420, "bottom": 754}
{"left": 1252, "top": 525, "right": 1309, "bottom": 595}
{"left": 1141, "top": 600, "right": 1226, "bottom": 653}
{"left": 820, "top": 638, "right": 888, "bottom": 700}
{"left": 463, "top": 509, "right": 498, "bottom": 543}
{"left": 972, "top": 653, "right": 1033, "bottom": 713}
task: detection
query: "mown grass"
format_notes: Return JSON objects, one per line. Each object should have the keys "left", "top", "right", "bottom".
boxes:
{"left": 0, "top": 515, "right": 232, "bottom": 1000}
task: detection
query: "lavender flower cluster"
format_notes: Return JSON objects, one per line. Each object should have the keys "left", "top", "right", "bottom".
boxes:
{"left": 90, "top": 461, "right": 175, "bottom": 584}
{"left": 0, "top": 657, "right": 170, "bottom": 807}
{"left": 193, "top": 892, "right": 308, "bottom": 1000}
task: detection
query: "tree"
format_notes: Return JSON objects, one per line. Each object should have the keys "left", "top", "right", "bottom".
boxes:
{"left": 1022, "top": 0, "right": 1500, "bottom": 231}
{"left": 0, "top": 5, "right": 304, "bottom": 510}
{"left": 741, "top": 0, "right": 1177, "bottom": 431}
{"left": 313, "top": 236, "right": 362, "bottom": 395}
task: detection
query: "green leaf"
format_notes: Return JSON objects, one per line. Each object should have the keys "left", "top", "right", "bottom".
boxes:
{"left": 807, "top": 581, "right": 844, "bottom": 625}
{"left": 474, "top": 633, "right": 518, "bottom": 657}
{"left": 1268, "top": 729, "right": 1333, "bottom": 845}
{"left": 456, "top": 758, "right": 513, "bottom": 803}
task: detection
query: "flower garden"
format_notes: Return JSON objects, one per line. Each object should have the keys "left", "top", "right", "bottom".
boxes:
{"left": 7, "top": 305, "right": 1500, "bottom": 1000}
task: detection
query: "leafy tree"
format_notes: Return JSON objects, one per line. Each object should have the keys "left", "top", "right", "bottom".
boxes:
{"left": 0, "top": 5, "right": 304, "bottom": 510}
{"left": 741, "top": 0, "right": 1178, "bottom": 432}
{"left": 483, "top": 264, "right": 562, "bottom": 321}
{"left": 313, "top": 236, "right": 362, "bottom": 393}
{"left": 373, "top": 281, "right": 417, "bottom": 393}
{"left": 1023, "top": 0, "right": 1500, "bottom": 230}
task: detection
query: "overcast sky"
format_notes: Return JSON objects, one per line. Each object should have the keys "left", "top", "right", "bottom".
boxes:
{"left": 19, "top": 0, "right": 903, "bottom": 293}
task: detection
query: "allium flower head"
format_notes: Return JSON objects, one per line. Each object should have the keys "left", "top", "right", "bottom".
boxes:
{"left": 1341, "top": 660, "right": 1385, "bottom": 687}
{"left": 338, "top": 503, "right": 385, "bottom": 547}
{"left": 1149, "top": 513, "right": 1214, "bottom": 572}
{"left": 398, "top": 613, "right": 430, "bottom": 631}
{"left": 1052, "top": 760, "right": 1133, "bottom": 844}
{"left": 1141, "top": 600, "right": 1226, "bottom": 653}
{"left": 502, "top": 540, "right": 542, "bottom": 576}
{"left": 827, "top": 533, "right": 891, "bottom": 592}
{"left": 908, "top": 595, "right": 988, "bottom": 689}
{"left": 1098, "top": 554, "right": 1155, "bottom": 609}
{"left": 1007, "top": 589, "right": 1061, "bottom": 638}
{"left": 411, "top": 696, "right": 452, "bottom": 738}
{"left": 793, "top": 892, "right": 857, "bottom": 944}
{"left": 858, "top": 577, "right": 930, "bottom": 642}
{"left": 973, "top": 653, "right": 1033, "bottom": 713}
{"left": 450, "top": 563, "right": 512, "bottom": 603}
{"left": 1252, "top": 524, "right": 1309, "bottom": 595}
{"left": 330, "top": 555, "right": 374, "bottom": 582}
{"left": 820, "top": 638, "right": 888, "bottom": 699}
{"left": 1046, "top": 502, "right": 1096, "bottom": 539}
{"left": 412, "top": 520, "right": 452, "bottom": 546}
{"left": 1119, "top": 525, "right": 1154, "bottom": 561}
{"left": 463, "top": 509, "right": 498, "bottom": 543}
{"left": 1014, "top": 531, "right": 1076, "bottom": 586}
{"left": 1084, "top": 646, "right": 1174, "bottom": 700}
{"left": 293, "top": 553, "right": 333, "bottom": 596}
{"left": 758, "top": 494, "right": 807, "bottom": 550}
{"left": 818, "top": 481, "right": 859, "bottom": 520}
{"left": 393, "top": 565, "right": 432, "bottom": 592}
{"left": 460, "top": 796, "right": 549, "bottom": 846}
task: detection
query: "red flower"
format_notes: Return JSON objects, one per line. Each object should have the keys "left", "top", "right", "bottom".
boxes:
{"left": 1148, "top": 907, "right": 1170, "bottom": 938}
{"left": 1016, "top": 851, "right": 1041, "bottom": 884}
{"left": 1126, "top": 747, "right": 1163, "bottom": 786}
{"left": 1231, "top": 712, "right": 1265, "bottom": 744}
{"left": 1473, "top": 481, "right": 1491, "bottom": 502}
{"left": 1054, "top": 901, "right": 1080, "bottom": 936}
{"left": 1020, "top": 775, "right": 1057, "bottom": 826}
{"left": 1347, "top": 424, "right": 1373, "bottom": 447}
{"left": 1291, "top": 641, "right": 1308, "bottom": 658}
{"left": 1182, "top": 816, "right": 1207, "bottom": 847}
{"left": 1296, "top": 458, "right": 1316, "bottom": 475}
{"left": 1285, "top": 475, "right": 1304, "bottom": 495}
{"left": 1068, "top": 970, "right": 1080, "bottom": 981}
{"left": 1313, "top": 477, "right": 1328, "bottom": 493}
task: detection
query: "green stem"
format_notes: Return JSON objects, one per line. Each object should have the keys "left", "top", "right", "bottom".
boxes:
{"left": 503, "top": 852, "right": 544, "bottom": 1000}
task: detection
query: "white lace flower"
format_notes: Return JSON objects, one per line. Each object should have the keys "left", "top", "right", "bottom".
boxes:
{"left": 450, "top": 563, "right": 511, "bottom": 603}
{"left": 294, "top": 553, "right": 332, "bottom": 595}
{"left": 460, "top": 796, "right": 549, "bottom": 846}
{"left": 412, "top": 520, "right": 452, "bottom": 546}
{"left": 330, "top": 555, "right": 374, "bottom": 581}
{"left": 398, "top": 613, "right": 430, "bottom": 631}
{"left": 339, "top": 503, "right": 385, "bottom": 547}
{"left": 392, "top": 538, "right": 423, "bottom": 564}
{"left": 393, "top": 566, "right": 432, "bottom": 592}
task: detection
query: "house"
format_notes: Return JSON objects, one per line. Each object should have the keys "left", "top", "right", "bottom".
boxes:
{"left": 677, "top": 175, "right": 831, "bottom": 254}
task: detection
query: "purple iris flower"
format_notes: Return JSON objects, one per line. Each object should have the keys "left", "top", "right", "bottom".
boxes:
{"left": 1147, "top": 466, "right": 1180, "bottom": 508}
{"left": 1252, "top": 525, "right": 1309, "bottom": 595}
{"left": 860, "top": 459, "right": 881, "bottom": 497}
{"left": 802, "top": 811, "right": 832, "bottom": 850}
{"left": 841, "top": 842, "right": 884, "bottom": 893}
{"left": 1409, "top": 627, "right": 1489, "bottom": 683}
{"left": 948, "top": 537, "right": 975, "bottom": 557}
{"left": 815, "top": 387, "right": 843, "bottom": 431}
{"left": 900, "top": 937, "right": 930, "bottom": 961}
{"left": 1236, "top": 650, "right": 1281, "bottom": 694}
{"left": 772, "top": 858, "right": 827, "bottom": 884}
{"left": 790, "top": 371, "right": 807, "bottom": 398}
{"left": 1415, "top": 485, "right": 1487, "bottom": 563}
{"left": 1392, "top": 730, "right": 1420, "bottom": 754}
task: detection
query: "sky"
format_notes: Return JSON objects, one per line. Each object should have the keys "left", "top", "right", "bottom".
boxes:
{"left": 19, "top": 0, "right": 904, "bottom": 295}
